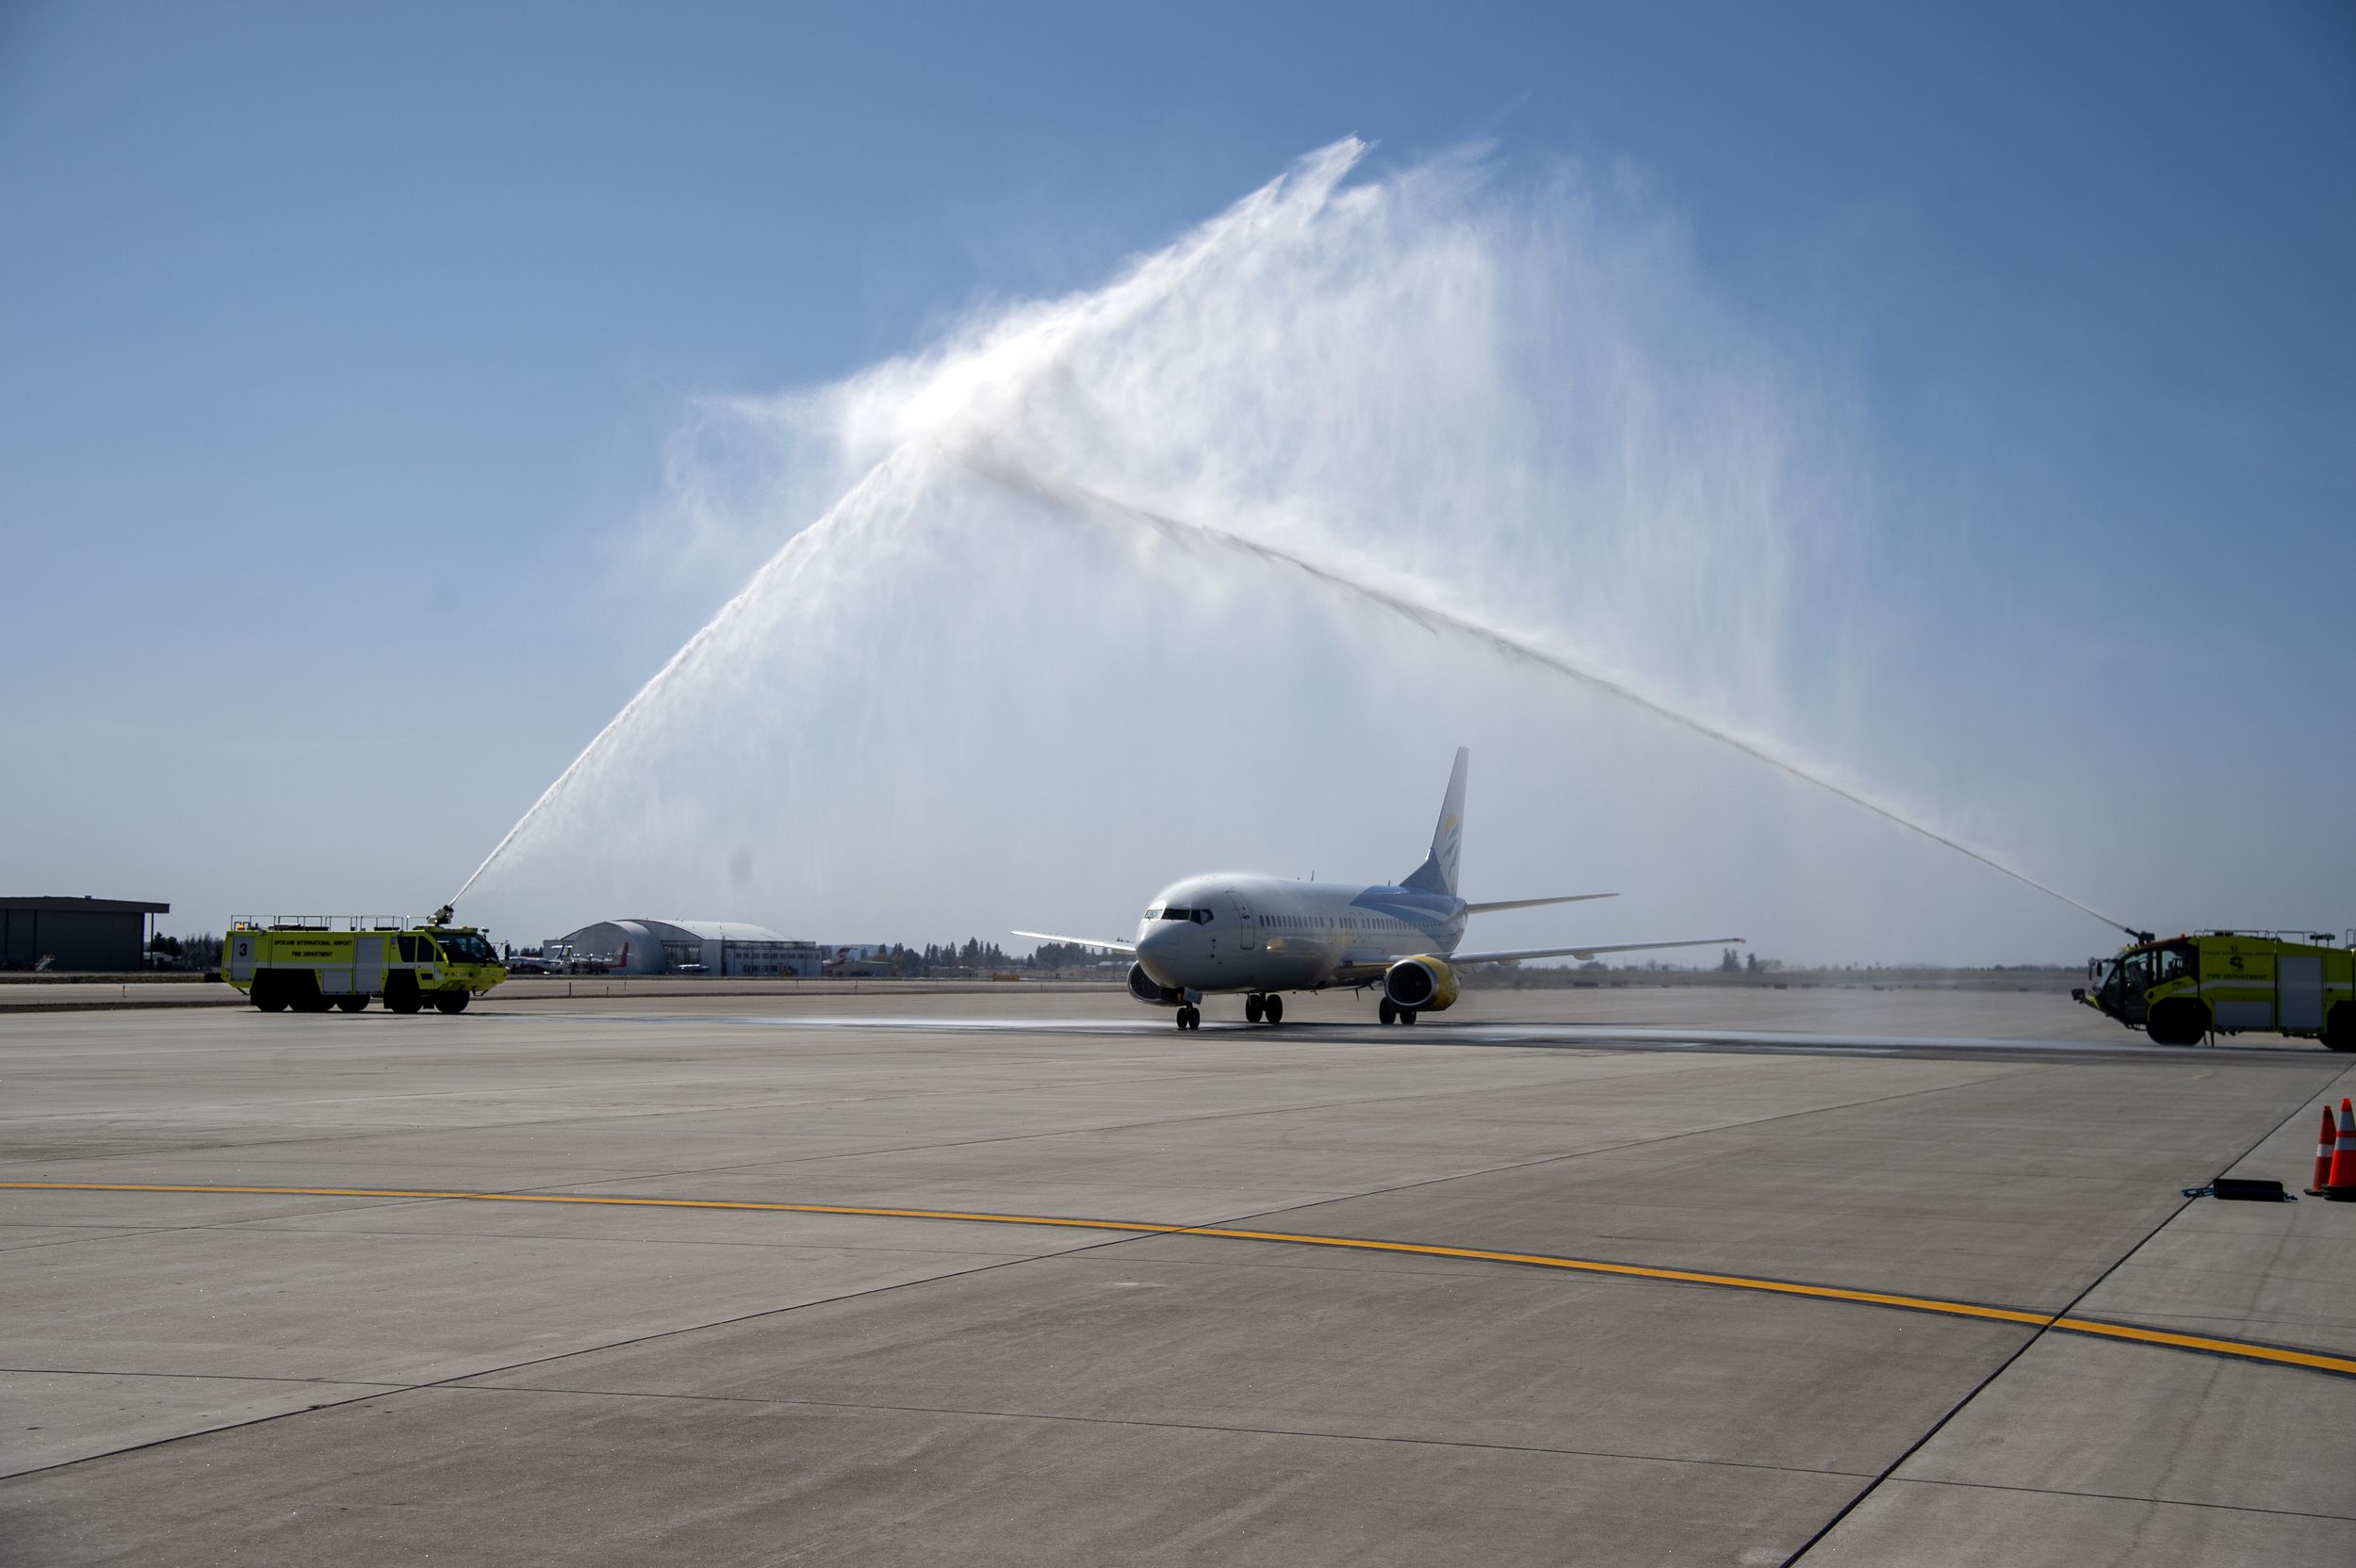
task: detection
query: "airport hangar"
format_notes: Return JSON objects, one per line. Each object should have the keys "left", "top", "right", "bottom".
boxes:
{"left": 545, "top": 918, "right": 825, "bottom": 976}
{"left": 0, "top": 895, "right": 170, "bottom": 972}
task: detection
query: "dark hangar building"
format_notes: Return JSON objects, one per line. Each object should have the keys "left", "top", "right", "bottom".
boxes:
{"left": 1, "top": 896, "right": 172, "bottom": 972}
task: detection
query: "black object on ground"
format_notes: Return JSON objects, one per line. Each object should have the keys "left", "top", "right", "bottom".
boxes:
{"left": 2180, "top": 1178, "right": 2296, "bottom": 1202}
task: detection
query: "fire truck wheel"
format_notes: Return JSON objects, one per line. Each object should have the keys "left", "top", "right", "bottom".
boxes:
{"left": 434, "top": 992, "right": 470, "bottom": 1015}
{"left": 253, "top": 974, "right": 287, "bottom": 1013}
{"left": 2324, "top": 1004, "right": 2356, "bottom": 1054}
{"left": 2146, "top": 998, "right": 2208, "bottom": 1047}
{"left": 384, "top": 975, "right": 422, "bottom": 1015}
{"left": 335, "top": 994, "right": 368, "bottom": 1013}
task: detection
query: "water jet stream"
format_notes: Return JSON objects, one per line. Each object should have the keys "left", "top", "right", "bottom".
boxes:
{"left": 446, "top": 453, "right": 912, "bottom": 909}
{"left": 957, "top": 449, "right": 2136, "bottom": 939}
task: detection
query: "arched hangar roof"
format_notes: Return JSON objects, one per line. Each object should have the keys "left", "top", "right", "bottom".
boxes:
{"left": 555, "top": 919, "right": 795, "bottom": 945}
{"left": 643, "top": 920, "right": 794, "bottom": 943}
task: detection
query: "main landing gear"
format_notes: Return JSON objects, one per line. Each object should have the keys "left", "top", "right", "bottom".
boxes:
{"left": 1174, "top": 1005, "right": 1202, "bottom": 1030}
{"left": 1377, "top": 999, "right": 1416, "bottom": 1026}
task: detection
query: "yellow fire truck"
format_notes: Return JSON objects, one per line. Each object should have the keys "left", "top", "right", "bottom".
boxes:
{"left": 2075, "top": 930, "right": 2355, "bottom": 1050}
{"left": 222, "top": 911, "right": 506, "bottom": 1015}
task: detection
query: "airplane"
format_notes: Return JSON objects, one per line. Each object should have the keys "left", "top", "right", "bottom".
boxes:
{"left": 1017, "top": 747, "right": 1742, "bottom": 1030}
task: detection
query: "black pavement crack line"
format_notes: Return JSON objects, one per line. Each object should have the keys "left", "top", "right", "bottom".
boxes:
{"left": 1779, "top": 1065, "right": 2354, "bottom": 1565}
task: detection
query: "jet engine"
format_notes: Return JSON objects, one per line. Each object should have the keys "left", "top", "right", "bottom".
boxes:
{"left": 1383, "top": 956, "right": 1461, "bottom": 1013}
{"left": 1128, "top": 963, "right": 1183, "bottom": 1006}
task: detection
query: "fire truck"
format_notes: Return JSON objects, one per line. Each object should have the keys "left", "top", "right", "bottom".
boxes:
{"left": 221, "top": 907, "right": 506, "bottom": 1014}
{"left": 2075, "top": 930, "right": 2354, "bottom": 1049}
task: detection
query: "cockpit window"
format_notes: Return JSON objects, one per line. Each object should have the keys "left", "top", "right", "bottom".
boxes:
{"left": 427, "top": 931, "right": 498, "bottom": 965}
{"left": 1154, "top": 906, "right": 1212, "bottom": 923}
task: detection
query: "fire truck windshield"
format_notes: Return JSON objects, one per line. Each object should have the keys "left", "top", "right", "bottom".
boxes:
{"left": 2092, "top": 941, "right": 2193, "bottom": 1020}
{"left": 430, "top": 932, "right": 498, "bottom": 964}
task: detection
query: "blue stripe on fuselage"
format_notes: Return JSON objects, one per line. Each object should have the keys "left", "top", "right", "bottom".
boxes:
{"left": 1349, "top": 885, "right": 1464, "bottom": 952}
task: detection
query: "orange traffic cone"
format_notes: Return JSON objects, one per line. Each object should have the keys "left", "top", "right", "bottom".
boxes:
{"left": 2310, "top": 1105, "right": 2339, "bottom": 1197}
{"left": 2326, "top": 1099, "right": 2356, "bottom": 1202}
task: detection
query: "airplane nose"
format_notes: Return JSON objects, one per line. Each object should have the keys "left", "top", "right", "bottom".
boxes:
{"left": 1137, "top": 923, "right": 1185, "bottom": 986}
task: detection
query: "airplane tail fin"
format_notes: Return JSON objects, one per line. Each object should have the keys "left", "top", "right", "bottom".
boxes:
{"left": 1399, "top": 747, "right": 1468, "bottom": 896}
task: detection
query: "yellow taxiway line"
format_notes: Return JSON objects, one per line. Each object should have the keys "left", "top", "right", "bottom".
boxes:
{"left": 6, "top": 1181, "right": 2348, "bottom": 1380}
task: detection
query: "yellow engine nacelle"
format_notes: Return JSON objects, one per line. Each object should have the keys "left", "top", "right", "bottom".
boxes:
{"left": 1383, "top": 956, "right": 1460, "bottom": 1013}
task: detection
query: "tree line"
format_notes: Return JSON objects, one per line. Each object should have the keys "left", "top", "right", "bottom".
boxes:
{"left": 148, "top": 932, "right": 1120, "bottom": 977}
{"left": 867, "top": 939, "right": 1118, "bottom": 976}
{"left": 148, "top": 933, "right": 223, "bottom": 969}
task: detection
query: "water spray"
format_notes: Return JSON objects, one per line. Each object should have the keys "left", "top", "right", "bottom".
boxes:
{"left": 446, "top": 137, "right": 2137, "bottom": 947}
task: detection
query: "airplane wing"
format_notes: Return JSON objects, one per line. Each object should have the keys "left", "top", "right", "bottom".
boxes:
{"left": 1460, "top": 892, "right": 1618, "bottom": 915}
{"left": 1012, "top": 929, "right": 1137, "bottom": 955}
{"left": 1448, "top": 937, "right": 1743, "bottom": 966}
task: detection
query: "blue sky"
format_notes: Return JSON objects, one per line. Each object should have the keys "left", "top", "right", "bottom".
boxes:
{"left": 3, "top": 3, "right": 2351, "bottom": 957}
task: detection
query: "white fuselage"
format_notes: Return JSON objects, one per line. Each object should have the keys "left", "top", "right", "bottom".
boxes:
{"left": 1131, "top": 874, "right": 1465, "bottom": 997}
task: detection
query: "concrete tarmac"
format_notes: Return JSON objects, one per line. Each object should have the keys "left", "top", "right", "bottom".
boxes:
{"left": 3, "top": 988, "right": 2351, "bottom": 1565}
